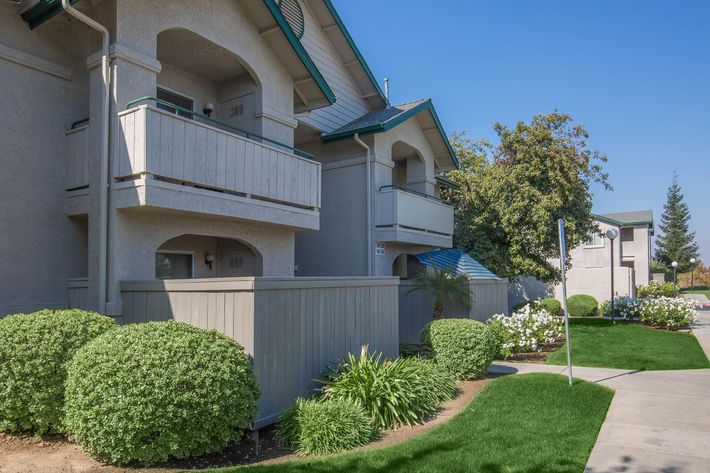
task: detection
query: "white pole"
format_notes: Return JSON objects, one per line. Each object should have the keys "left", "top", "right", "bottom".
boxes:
{"left": 558, "top": 219, "right": 573, "bottom": 385}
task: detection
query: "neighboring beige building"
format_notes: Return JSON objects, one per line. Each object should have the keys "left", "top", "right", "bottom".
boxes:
{"left": 554, "top": 211, "right": 654, "bottom": 302}
{"left": 0, "top": 0, "right": 458, "bottom": 316}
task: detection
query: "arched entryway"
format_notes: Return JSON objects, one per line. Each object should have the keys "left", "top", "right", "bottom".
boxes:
{"left": 391, "top": 140, "right": 428, "bottom": 193}
{"left": 156, "top": 234, "right": 263, "bottom": 279}
{"left": 392, "top": 253, "right": 426, "bottom": 279}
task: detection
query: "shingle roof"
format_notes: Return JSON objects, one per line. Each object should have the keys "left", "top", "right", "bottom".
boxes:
{"left": 414, "top": 249, "right": 501, "bottom": 280}
{"left": 595, "top": 210, "right": 654, "bottom": 226}
{"left": 323, "top": 99, "right": 429, "bottom": 136}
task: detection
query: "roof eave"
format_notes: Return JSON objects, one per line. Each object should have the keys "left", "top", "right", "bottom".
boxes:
{"left": 22, "top": 0, "right": 80, "bottom": 29}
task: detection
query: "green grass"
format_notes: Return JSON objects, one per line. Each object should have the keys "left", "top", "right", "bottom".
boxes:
{"left": 547, "top": 318, "right": 710, "bottom": 371}
{"left": 215, "top": 374, "right": 613, "bottom": 473}
{"left": 682, "top": 288, "right": 710, "bottom": 297}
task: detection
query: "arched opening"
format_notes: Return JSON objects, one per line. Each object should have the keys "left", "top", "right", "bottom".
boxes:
{"left": 392, "top": 253, "right": 426, "bottom": 279}
{"left": 391, "top": 141, "right": 427, "bottom": 193}
{"left": 156, "top": 28, "right": 262, "bottom": 135}
{"left": 156, "top": 234, "right": 263, "bottom": 279}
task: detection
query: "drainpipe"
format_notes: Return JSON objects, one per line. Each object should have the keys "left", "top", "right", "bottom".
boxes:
{"left": 62, "top": 0, "right": 111, "bottom": 314}
{"left": 353, "top": 133, "right": 372, "bottom": 276}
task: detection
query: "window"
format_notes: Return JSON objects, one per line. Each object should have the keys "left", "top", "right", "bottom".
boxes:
{"left": 584, "top": 232, "right": 604, "bottom": 248}
{"left": 621, "top": 227, "right": 634, "bottom": 242}
{"left": 156, "top": 252, "right": 193, "bottom": 279}
{"left": 156, "top": 87, "right": 194, "bottom": 119}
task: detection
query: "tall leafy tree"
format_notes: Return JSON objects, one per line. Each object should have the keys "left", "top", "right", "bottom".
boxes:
{"left": 443, "top": 112, "right": 610, "bottom": 282}
{"left": 655, "top": 174, "right": 699, "bottom": 272}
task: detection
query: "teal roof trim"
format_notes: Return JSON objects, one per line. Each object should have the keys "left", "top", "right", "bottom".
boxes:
{"left": 415, "top": 249, "right": 500, "bottom": 280}
{"left": 592, "top": 212, "right": 654, "bottom": 235}
{"left": 321, "top": 99, "right": 460, "bottom": 169}
{"left": 21, "top": 0, "right": 79, "bottom": 29}
{"left": 321, "top": 0, "right": 387, "bottom": 106}
{"left": 262, "top": 0, "right": 336, "bottom": 106}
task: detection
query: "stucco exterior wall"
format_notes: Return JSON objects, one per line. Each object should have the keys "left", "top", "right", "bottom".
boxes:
{"left": 621, "top": 225, "right": 651, "bottom": 286}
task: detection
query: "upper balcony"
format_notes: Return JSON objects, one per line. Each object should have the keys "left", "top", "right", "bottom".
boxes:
{"left": 113, "top": 98, "right": 321, "bottom": 230}
{"left": 375, "top": 185, "right": 454, "bottom": 248}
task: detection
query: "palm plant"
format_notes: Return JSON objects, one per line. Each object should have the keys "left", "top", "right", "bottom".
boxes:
{"left": 407, "top": 267, "right": 472, "bottom": 319}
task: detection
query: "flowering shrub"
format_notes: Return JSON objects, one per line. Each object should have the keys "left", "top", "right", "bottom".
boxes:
{"left": 600, "top": 296, "right": 642, "bottom": 320}
{"left": 637, "top": 282, "right": 676, "bottom": 298}
{"left": 488, "top": 305, "right": 563, "bottom": 354}
{"left": 639, "top": 297, "right": 696, "bottom": 329}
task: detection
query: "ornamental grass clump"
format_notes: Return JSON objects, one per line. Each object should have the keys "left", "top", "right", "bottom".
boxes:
{"left": 639, "top": 296, "right": 696, "bottom": 330}
{"left": 488, "top": 305, "right": 563, "bottom": 354}
{"left": 420, "top": 318, "right": 495, "bottom": 380}
{"left": 64, "top": 321, "right": 259, "bottom": 465}
{"left": 0, "top": 309, "right": 115, "bottom": 435}
{"left": 321, "top": 346, "right": 456, "bottom": 431}
{"left": 600, "top": 296, "right": 642, "bottom": 320}
{"left": 275, "top": 398, "right": 373, "bottom": 456}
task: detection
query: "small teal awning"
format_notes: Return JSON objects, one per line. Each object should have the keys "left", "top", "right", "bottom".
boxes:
{"left": 415, "top": 249, "right": 500, "bottom": 280}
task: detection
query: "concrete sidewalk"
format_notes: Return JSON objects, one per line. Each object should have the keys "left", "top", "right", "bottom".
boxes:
{"left": 489, "top": 310, "right": 710, "bottom": 473}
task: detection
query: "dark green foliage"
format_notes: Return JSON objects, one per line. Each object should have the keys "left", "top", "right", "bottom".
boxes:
{"left": 0, "top": 310, "right": 116, "bottom": 435}
{"left": 486, "top": 318, "right": 513, "bottom": 359}
{"left": 420, "top": 318, "right": 495, "bottom": 380}
{"left": 398, "top": 342, "right": 420, "bottom": 358}
{"left": 511, "top": 300, "right": 531, "bottom": 312}
{"left": 276, "top": 398, "right": 373, "bottom": 456}
{"left": 537, "top": 298, "right": 562, "bottom": 315}
{"left": 442, "top": 114, "right": 610, "bottom": 282}
{"left": 547, "top": 318, "right": 710, "bottom": 370}
{"left": 567, "top": 294, "right": 598, "bottom": 317}
{"left": 637, "top": 282, "right": 676, "bottom": 298}
{"left": 407, "top": 268, "right": 471, "bottom": 320}
{"left": 222, "top": 374, "right": 614, "bottom": 473}
{"left": 655, "top": 174, "right": 699, "bottom": 272}
{"left": 64, "top": 321, "right": 259, "bottom": 464}
{"left": 321, "top": 347, "right": 456, "bottom": 431}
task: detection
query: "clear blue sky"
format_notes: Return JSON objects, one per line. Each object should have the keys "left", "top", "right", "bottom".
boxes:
{"left": 333, "top": 0, "right": 709, "bottom": 262}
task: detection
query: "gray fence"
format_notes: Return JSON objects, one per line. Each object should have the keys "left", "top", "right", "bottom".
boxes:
{"left": 119, "top": 276, "right": 399, "bottom": 428}
{"left": 398, "top": 278, "right": 509, "bottom": 344}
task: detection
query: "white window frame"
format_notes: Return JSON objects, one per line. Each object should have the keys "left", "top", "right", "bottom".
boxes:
{"left": 583, "top": 232, "right": 605, "bottom": 249}
{"left": 155, "top": 250, "right": 195, "bottom": 279}
{"left": 156, "top": 85, "right": 195, "bottom": 118}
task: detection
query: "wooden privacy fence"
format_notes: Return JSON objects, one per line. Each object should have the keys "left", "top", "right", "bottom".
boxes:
{"left": 398, "top": 278, "right": 509, "bottom": 344}
{"left": 120, "top": 277, "right": 399, "bottom": 428}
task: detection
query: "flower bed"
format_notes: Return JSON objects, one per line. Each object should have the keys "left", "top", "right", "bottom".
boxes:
{"left": 488, "top": 305, "right": 564, "bottom": 358}
{"left": 600, "top": 296, "right": 642, "bottom": 320}
{"left": 638, "top": 296, "right": 697, "bottom": 330}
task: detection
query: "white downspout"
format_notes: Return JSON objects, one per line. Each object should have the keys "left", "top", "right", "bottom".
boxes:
{"left": 353, "top": 133, "right": 372, "bottom": 276}
{"left": 62, "top": 0, "right": 111, "bottom": 314}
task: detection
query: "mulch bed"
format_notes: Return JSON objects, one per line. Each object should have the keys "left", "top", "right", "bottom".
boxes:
{"left": 503, "top": 339, "right": 565, "bottom": 363}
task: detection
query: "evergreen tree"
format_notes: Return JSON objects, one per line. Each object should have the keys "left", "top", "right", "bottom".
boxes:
{"left": 655, "top": 173, "right": 699, "bottom": 272}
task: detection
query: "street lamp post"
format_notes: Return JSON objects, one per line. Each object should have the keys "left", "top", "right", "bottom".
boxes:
{"left": 606, "top": 228, "right": 619, "bottom": 322}
{"left": 690, "top": 258, "right": 697, "bottom": 290}
{"left": 672, "top": 261, "right": 679, "bottom": 294}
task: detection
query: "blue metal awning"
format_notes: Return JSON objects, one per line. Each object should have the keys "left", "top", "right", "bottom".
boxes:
{"left": 415, "top": 249, "right": 500, "bottom": 280}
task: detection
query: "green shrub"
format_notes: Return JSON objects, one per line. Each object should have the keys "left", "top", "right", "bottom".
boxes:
{"left": 600, "top": 296, "right": 642, "bottom": 320}
{"left": 321, "top": 347, "right": 456, "bottom": 431}
{"left": 0, "top": 310, "right": 115, "bottom": 435}
{"left": 639, "top": 297, "right": 696, "bottom": 329}
{"left": 567, "top": 294, "right": 599, "bottom": 317}
{"left": 488, "top": 305, "right": 563, "bottom": 353}
{"left": 486, "top": 318, "right": 513, "bottom": 359}
{"left": 637, "top": 282, "right": 676, "bottom": 298}
{"left": 511, "top": 301, "right": 531, "bottom": 312}
{"left": 537, "top": 298, "right": 561, "bottom": 315}
{"left": 64, "top": 321, "right": 259, "bottom": 464}
{"left": 420, "top": 318, "right": 495, "bottom": 380}
{"left": 276, "top": 398, "right": 373, "bottom": 455}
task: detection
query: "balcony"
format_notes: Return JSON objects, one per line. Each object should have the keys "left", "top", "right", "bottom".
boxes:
{"left": 375, "top": 185, "right": 454, "bottom": 247}
{"left": 114, "top": 99, "right": 320, "bottom": 230}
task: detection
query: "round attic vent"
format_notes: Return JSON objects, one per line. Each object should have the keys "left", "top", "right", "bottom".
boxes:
{"left": 278, "top": 0, "right": 305, "bottom": 39}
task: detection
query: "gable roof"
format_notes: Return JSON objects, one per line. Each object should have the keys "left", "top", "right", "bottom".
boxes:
{"left": 19, "top": 0, "right": 335, "bottom": 108}
{"left": 415, "top": 249, "right": 500, "bottom": 280}
{"left": 321, "top": 99, "right": 460, "bottom": 169}
{"left": 593, "top": 210, "right": 654, "bottom": 235}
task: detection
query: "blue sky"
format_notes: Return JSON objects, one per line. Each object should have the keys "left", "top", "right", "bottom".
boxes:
{"left": 333, "top": 0, "right": 709, "bottom": 262}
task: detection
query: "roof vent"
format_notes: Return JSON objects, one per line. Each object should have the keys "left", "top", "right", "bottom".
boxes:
{"left": 278, "top": 0, "right": 305, "bottom": 39}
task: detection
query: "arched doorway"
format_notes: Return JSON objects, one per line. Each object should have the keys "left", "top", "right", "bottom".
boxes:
{"left": 392, "top": 253, "right": 426, "bottom": 279}
{"left": 156, "top": 234, "right": 263, "bottom": 279}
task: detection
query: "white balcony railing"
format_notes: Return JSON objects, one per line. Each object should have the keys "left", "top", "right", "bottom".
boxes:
{"left": 116, "top": 104, "right": 320, "bottom": 210}
{"left": 375, "top": 186, "right": 454, "bottom": 236}
{"left": 65, "top": 124, "right": 89, "bottom": 190}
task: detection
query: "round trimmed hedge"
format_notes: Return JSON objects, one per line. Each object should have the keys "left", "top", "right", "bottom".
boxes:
{"left": 64, "top": 321, "right": 260, "bottom": 464}
{"left": 567, "top": 294, "right": 599, "bottom": 317}
{"left": 420, "top": 318, "right": 495, "bottom": 380}
{"left": 537, "top": 298, "right": 561, "bottom": 316}
{"left": 0, "top": 309, "right": 115, "bottom": 435}
{"left": 276, "top": 398, "right": 373, "bottom": 456}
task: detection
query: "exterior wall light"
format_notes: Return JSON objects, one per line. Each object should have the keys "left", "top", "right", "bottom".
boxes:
{"left": 672, "top": 261, "right": 679, "bottom": 293}
{"left": 203, "top": 103, "right": 214, "bottom": 117}
{"left": 205, "top": 253, "right": 215, "bottom": 270}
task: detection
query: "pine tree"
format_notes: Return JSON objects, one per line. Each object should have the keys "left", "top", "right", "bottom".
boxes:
{"left": 655, "top": 173, "right": 699, "bottom": 272}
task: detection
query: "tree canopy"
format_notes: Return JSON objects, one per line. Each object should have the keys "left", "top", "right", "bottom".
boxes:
{"left": 655, "top": 173, "right": 699, "bottom": 272}
{"left": 442, "top": 112, "right": 610, "bottom": 282}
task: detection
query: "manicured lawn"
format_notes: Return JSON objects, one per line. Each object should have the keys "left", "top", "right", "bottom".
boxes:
{"left": 682, "top": 288, "right": 710, "bottom": 298}
{"left": 547, "top": 318, "right": 710, "bottom": 371}
{"left": 216, "top": 374, "right": 613, "bottom": 473}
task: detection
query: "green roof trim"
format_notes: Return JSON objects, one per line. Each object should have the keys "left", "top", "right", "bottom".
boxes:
{"left": 263, "top": 0, "right": 335, "bottom": 106}
{"left": 21, "top": 0, "right": 79, "bottom": 29}
{"left": 321, "top": 0, "right": 387, "bottom": 105}
{"left": 321, "top": 99, "right": 460, "bottom": 169}
{"left": 592, "top": 212, "right": 655, "bottom": 235}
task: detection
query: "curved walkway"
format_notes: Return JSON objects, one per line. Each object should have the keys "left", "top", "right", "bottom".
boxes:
{"left": 489, "top": 309, "right": 710, "bottom": 473}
